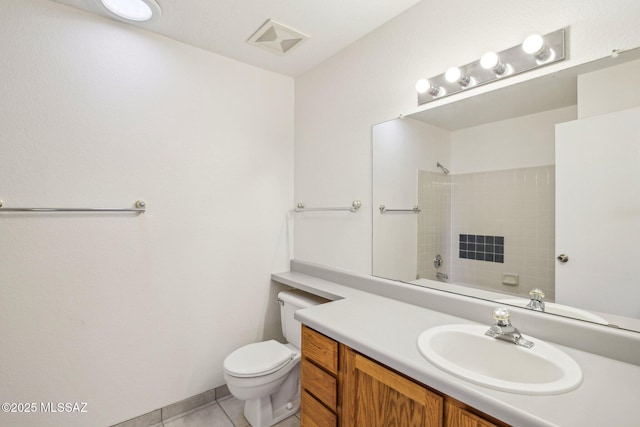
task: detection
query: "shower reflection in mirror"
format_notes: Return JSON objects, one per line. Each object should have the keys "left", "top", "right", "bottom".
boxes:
{"left": 373, "top": 47, "right": 640, "bottom": 332}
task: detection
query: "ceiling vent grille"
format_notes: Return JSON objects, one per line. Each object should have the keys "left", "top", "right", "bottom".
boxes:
{"left": 247, "top": 19, "right": 309, "bottom": 56}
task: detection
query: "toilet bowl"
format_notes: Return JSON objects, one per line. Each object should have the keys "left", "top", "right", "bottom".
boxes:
{"left": 222, "top": 290, "right": 327, "bottom": 427}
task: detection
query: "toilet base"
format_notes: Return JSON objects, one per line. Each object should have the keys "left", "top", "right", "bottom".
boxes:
{"left": 243, "top": 365, "right": 300, "bottom": 427}
{"left": 244, "top": 397, "right": 300, "bottom": 427}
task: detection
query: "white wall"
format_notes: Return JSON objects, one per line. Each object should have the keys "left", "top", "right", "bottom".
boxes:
{"left": 372, "top": 118, "right": 449, "bottom": 281}
{"left": 0, "top": 1, "right": 293, "bottom": 426}
{"left": 451, "top": 106, "right": 577, "bottom": 174}
{"left": 578, "top": 58, "right": 640, "bottom": 118}
{"left": 294, "top": 0, "right": 640, "bottom": 274}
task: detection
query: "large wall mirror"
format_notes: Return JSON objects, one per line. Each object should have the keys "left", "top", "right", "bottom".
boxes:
{"left": 373, "top": 47, "right": 640, "bottom": 332}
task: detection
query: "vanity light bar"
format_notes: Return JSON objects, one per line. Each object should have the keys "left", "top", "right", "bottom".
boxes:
{"left": 417, "top": 28, "right": 566, "bottom": 106}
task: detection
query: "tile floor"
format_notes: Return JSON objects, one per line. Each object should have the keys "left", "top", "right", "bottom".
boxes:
{"left": 162, "top": 395, "right": 300, "bottom": 427}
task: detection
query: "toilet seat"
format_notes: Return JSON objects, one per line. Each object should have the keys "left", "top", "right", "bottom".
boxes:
{"left": 224, "top": 340, "right": 294, "bottom": 378}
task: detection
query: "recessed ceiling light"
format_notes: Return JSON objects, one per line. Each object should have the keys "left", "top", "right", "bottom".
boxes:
{"left": 99, "top": 0, "right": 161, "bottom": 22}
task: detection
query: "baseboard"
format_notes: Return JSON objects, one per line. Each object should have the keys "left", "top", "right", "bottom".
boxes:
{"left": 111, "top": 384, "right": 231, "bottom": 427}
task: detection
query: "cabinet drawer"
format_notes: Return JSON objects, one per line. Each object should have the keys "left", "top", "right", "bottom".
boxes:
{"left": 301, "top": 390, "right": 337, "bottom": 427}
{"left": 301, "top": 358, "right": 337, "bottom": 410}
{"left": 302, "top": 326, "right": 338, "bottom": 375}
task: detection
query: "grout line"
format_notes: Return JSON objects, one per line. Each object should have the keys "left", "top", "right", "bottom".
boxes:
{"left": 216, "top": 398, "right": 238, "bottom": 427}
{"left": 162, "top": 401, "right": 219, "bottom": 425}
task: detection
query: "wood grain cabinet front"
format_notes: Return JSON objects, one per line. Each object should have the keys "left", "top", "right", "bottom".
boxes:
{"left": 341, "top": 345, "right": 443, "bottom": 427}
{"left": 301, "top": 389, "right": 338, "bottom": 427}
{"left": 444, "top": 399, "right": 508, "bottom": 427}
{"left": 302, "top": 325, "right": 338, "bottom": 374}
{"left": 300, "top": 325, "right": 509, "bottom": 427}
{"left": 301, "top": 326, "right": 339, "bottom": 427}
{"left": 301, "top": 358, "right": 337, "bottom": 410}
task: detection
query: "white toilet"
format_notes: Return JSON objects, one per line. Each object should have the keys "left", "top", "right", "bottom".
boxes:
{"left": 223, "top": 289, "right": 326, "bottom": 427}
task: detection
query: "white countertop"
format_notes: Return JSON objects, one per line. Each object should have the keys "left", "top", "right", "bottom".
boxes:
{"left": 273, "top": 269, "right": 640, "bottom": 427}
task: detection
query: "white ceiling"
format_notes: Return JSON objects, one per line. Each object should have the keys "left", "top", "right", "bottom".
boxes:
{"left": 48, "top": 0, "right": 422, "bottom": 77}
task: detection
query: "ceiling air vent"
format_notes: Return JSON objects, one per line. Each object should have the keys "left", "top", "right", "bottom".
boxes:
{"left": 247, "top": 19, "right": 309, "bottom": 56}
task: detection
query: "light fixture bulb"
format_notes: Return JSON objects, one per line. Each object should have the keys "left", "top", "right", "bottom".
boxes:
{"left": 415, "top": 78, "right": 430, "bottom": 94}
{"left": 416, "top": 79, "right": 442, "bottom": 97}
{"left": 522, "top": 34, "right": 544, "bottom": 54}
{"left": 480, "top": 51, "right": 499, "bottom": 69}
{"left": 523, "top": 34, "right": 544, "bottom": 55}
{"left": 445, "top": 67, "right": 462, "bottom": 83}
{"left": 100, "top": 0, "right": 157, "bottom": 21}
{"left": 444, "top": 67, "right": 471, "bottom": 87}
{"left": 480, "top": 51, "right": 507, "bottom": 75}
{"left": 522, "top": 34, "right": 553, "bottom": 62}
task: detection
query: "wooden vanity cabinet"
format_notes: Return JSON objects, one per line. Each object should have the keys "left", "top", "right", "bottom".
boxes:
{"left": 300, "top": 325, "right": 509, "bottom": 427}
{"left": 301, "top": 326, "right": 339, "bottom": 427}
{"left": 341, "top": 345, "right": 443, "bottom": 427}
{"left": 444, "top": 399, "right": 506, "bottom": 427}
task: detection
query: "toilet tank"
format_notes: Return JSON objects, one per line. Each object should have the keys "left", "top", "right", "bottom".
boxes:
{"left": 278, "top": 289, "right": 328, "bottom": 348}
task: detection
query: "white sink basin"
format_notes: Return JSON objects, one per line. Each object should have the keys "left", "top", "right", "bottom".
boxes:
{"left": 417, "top": 324, "right": 582, "bottom": 395}
{"left": 497, "top": 298, "right": 608, "bottom": 324}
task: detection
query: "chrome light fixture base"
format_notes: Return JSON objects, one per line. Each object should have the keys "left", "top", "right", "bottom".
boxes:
{"left": 417, "top": 28, "right": 566, "bottom": 106}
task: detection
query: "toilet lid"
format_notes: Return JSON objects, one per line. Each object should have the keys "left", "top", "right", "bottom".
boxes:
{"left": 224, "top": 340, "right": 295, "bottom": 377}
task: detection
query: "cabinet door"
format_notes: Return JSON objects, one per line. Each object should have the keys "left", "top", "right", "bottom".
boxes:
{"left": 341, "top": 346, "right": 443, "bottom": 427}
{"left": 445, "top": 402, "right": 499, "bottom": 427}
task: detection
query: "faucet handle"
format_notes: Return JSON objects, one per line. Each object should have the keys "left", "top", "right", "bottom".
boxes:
{"left": 529, "top": 288, "right": 545, "bottom": 300}
{"left": 492, "top": 307, "right": 511, "bottom": 325}
{"left": 492, "top": 307, "right": 510, "bottom": 320}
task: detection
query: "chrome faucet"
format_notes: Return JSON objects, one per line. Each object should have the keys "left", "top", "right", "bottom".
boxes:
{"left": 526, "top": 288, "right": 546, "bottom": 312}
{"left": 485, "top": 307, "right": 534, "bottom": 348}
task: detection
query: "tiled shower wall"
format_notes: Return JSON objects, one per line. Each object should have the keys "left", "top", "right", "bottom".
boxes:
{"left": 418, "top": 166, "right": 555, "bottom": 299}
{"left": 417, "top": 171, "right": 451, "bottom": 280}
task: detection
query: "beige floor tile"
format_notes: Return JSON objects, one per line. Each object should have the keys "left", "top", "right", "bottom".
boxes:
{"left": 217, "top": 396, "right": 250, "bottom": 427}
{"left": 273, "top": 414, "right": 300, "bottom": 427}
{"left": 217, "top": 395, "right": 300, "bottom": 427}
{"left": 163, "top": 402, "right": 233, "bottom": 427}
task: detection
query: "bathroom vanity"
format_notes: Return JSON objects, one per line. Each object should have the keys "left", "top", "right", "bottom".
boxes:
{"left": 273, "top": 260, "right": 640, "bottom": 427}
{"left": 301, "top": 325, "right": 507, "bottom": 426}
